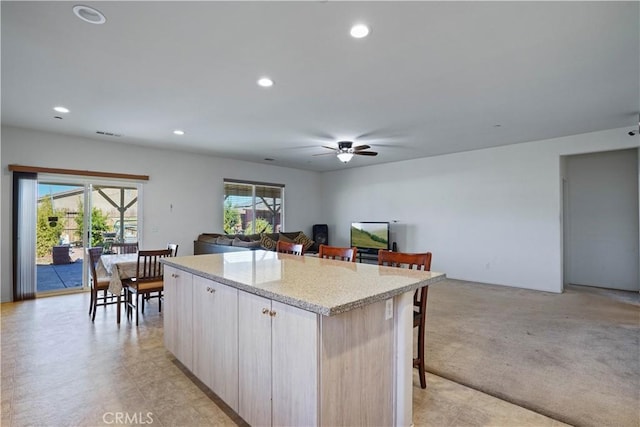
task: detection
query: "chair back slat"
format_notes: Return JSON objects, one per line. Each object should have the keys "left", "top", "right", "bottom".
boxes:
{"left": 276, "top": 240, "right": 303, "bottom": 256}
{"left": 377, "top": 250, "right": 432, "bottom": 271}
{"left": 136, "top": 249, "right": 173, "bottom": 283}
{"left": 318, "top": 244, "right": 357, "bottom": 262}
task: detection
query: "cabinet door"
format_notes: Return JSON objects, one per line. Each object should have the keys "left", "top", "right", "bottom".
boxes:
{"left": 271, "top": 300, "right": 318, "bottom": 427}
{"left": 163, "top": 266, "right": 193, "bottom": 371}
{"left": 238, "top": 291, "right": 272, "bottom": 427}
{"left": 192, "top": 275, "right": 239, "bottom": 411}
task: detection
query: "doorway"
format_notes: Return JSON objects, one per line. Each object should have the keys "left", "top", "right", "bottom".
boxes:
{"left": 563, "top": 148, "right": 639, "bottom": 291}
{"left": 36, "top": 182, "right": 85, "bottom": 293}
{"left": 35, "top": 178, "right": 140, "bottom": 295}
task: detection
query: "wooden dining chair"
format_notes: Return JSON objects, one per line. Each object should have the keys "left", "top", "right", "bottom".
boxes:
{"left": 276, "top": 240, "right": 303, "bottom": 255}
{"left": 378, "top": 250, "right": 432, "bottom": 389}
{"left": 111, "top": 242, "right": 138, "bottom": 254}
{"left": 87, "top": 247, "right": 118, "bottom": 321}
{"left": 318, "top": 244, "right": 357, "bottom": 262}
{"left": 125, "top": 249, "right": 172, "bottom": 325}
{"left": 167, "top": 243, "right": 179, "bottom": 257}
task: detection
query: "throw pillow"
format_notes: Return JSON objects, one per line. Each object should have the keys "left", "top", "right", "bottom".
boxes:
{"left": 260, "top": 233, "right": 277, "bottom": 251}
{"left": 294, "top": 232, "right": 315, "bottom": 251}
{"left": 216, "top": 236, "right": 233, "bottom": 246}
{"left": 233, "top": 237, "right": 261, "bottom": 248}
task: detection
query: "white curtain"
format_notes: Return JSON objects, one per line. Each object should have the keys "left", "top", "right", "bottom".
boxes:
{"left": 14, "top": 173, "right": 37, "bottom": 300}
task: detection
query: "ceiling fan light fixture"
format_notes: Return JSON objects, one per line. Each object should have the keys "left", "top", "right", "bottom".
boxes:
{"left": 337, "top": 152, "right": 354, "bottom": 163}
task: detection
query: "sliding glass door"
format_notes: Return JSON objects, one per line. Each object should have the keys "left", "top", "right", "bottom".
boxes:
{"left": 34, "top": 177, "right": 140, "bottom": 295}
{"left": 36, "top": 182, "right": 86, "bottom": 293}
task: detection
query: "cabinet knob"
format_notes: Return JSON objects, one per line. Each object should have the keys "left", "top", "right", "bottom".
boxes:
{"left": 206, "top": 286, "right": 215, "bottom": 293}
{"left": 171, "top": 273, "right": 178, "bottom": 278}
{"left": 269, "top": 310, "right": 277, "bottom": 317}
{"left": 262, "top": 308, "right": 269, "bottom": 314}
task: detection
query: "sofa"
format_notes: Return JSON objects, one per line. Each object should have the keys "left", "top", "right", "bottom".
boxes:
{"left": 194, "top": 230, "right": 318, "bottom": 255}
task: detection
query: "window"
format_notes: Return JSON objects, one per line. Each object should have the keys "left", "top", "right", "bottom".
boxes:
{"left": 223, "top": 180, "right": 284, "bottom": 235}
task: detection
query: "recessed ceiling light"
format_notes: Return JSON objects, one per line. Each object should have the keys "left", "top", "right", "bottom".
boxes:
{"left": 350, "top": 24, "right": 370, "bottom": 39}
{"left": 73, "top": 5, "right": 106, "bottom": 25}
{"left": 257, "top": 77, "right": 274, "bottom": 88}
{"left": 173, "top": 130, "right": 185, "bottom": 135}
{"left": 53, "top": 106, "right": 70, "bottom": 113}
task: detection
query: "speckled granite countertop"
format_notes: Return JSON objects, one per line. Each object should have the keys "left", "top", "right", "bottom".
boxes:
{"left": 162, "top": 250, "right": 446, "bottom": 316}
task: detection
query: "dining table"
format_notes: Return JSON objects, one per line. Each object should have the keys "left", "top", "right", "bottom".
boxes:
{"left": 96, "top": 253, "right": 139, "bottom": 323}
{"left": 97, "top": 253, "right": 139, "bottom": 295}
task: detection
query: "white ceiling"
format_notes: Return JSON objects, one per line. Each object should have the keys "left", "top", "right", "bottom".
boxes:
{"left": 2, "top": 1, "right": 638, "bottom": 172}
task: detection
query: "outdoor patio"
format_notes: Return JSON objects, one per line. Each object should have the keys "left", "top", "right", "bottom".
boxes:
{"left": 37, "top": 261, "right": 83, "bottom": 292}
{"left": 37, "top": 246, "right": 85, "bottom": 292}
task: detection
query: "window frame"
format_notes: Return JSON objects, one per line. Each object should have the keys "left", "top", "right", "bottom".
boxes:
{"left": 223, "top": 179, "right": 285, "bottom": 235}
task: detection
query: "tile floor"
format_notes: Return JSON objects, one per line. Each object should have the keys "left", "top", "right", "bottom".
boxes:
{"left": 1, "top": 292, "right": 568, "bottom": 426}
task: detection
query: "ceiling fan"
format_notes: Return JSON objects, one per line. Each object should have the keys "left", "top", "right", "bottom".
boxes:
{"left": 314, "top": 141, "right": 379, "bottom": 163}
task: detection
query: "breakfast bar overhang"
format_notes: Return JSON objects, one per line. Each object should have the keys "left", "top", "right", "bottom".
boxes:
{"left": 162, "top": 250, "right": 446, "bottom": 426}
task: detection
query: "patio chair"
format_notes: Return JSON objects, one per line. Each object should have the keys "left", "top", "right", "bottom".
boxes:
{"left": 111, "top": 242, "right": 138, "bottom": 254}
{"left": 378, "top": 250, "right": 432, "bottom": 389}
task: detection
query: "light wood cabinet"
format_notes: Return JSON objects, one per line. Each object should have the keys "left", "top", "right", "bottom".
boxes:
{"left": 163, "top": 256, "right": 426, "bottom": 426}
{"left": 271, "top": 300, "right": 318, "bottom": 426}
{"left": 192, "top": 275, "right": 238, "bottom": 411}
{"left": 238, "top": 291, "right": 318, "bottom": 427}
{"left": 163, "top": 266, "right": 193, "bottom": 371}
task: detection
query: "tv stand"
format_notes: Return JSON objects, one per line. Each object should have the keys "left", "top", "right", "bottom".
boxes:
{"left": 357, "top": 249, "right": 380, "bottom": 264}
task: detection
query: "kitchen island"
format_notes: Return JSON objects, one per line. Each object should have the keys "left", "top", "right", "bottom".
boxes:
{"left": 162, "top": 250, "right": 446, "bottom": 427}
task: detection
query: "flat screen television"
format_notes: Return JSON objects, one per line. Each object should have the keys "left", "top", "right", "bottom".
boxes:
{"left": 350, "top": 222, "right": 390, "bottom": 254}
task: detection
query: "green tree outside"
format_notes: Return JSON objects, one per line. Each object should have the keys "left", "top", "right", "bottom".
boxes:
{"left": 246, "top": 217, "right": 273, "bottom": 234}
{"left": 36, "top": 197, "right": 65, "bottom": 257}
{"left": 74, "top": 199, "right": 111, "bottom": 247}
{"left": 224, "top": 201, "right": 241, "bottom": 234}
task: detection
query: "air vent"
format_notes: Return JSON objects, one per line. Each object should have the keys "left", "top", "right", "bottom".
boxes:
{"left": 96, "top": 131, "right": 122, "bottom": 137}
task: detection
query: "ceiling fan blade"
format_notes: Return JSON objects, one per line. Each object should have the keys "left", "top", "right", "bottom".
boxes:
{"left": 321, "top": 145, "right": 337, "bottom": 151}
{"left": 353, "top": 144, "right": 371, "bottom": 151}
{"left": 312, "top": 152, "right": 336, "bottom": 157}
{"left": 354, "top": 151, "right": 378, "bottom": 156}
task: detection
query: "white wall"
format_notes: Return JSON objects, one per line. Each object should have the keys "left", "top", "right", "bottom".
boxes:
{"left": 565, "top": 149, "right": 639, "bottom": 291}
{"left": 3, "top": 125, "right": 638, "bottom": 300}
{"left": 320, "top": 128, "right": 640, "bottom": 293}
{"left": 1, "top": 126, "right": 323, "bottom": 302}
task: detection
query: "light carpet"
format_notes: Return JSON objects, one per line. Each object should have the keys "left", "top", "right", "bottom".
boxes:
{"left": 424, "top": 279, "right": 639, "bottom": 427}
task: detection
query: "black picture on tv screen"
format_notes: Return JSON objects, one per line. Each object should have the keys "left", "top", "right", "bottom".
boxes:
{"left": 350, "top": 222, "right": 389, "bottom": 252}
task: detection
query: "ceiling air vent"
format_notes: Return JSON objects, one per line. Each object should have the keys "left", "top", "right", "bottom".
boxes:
{"left": 96, "top": 131, "right": 122, "bottom": 137}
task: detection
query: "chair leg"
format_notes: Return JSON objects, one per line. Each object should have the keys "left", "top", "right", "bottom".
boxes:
{"left": 417, "top": 322, "right": 426, "bottom": 389}
{"left": 91, "top": 288, "right": 99, "bottom": 322}
{"left": 116, "top": 294, "right": 121, "bottom": 324}
{"left": 89, "top": 288, "right": 94, "bottom": 316}
{"left": 126, "top": 289, "right": 132, "bottom": 321}
{"left": 135, "top": 292, "right": 140, "bottom": 326}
